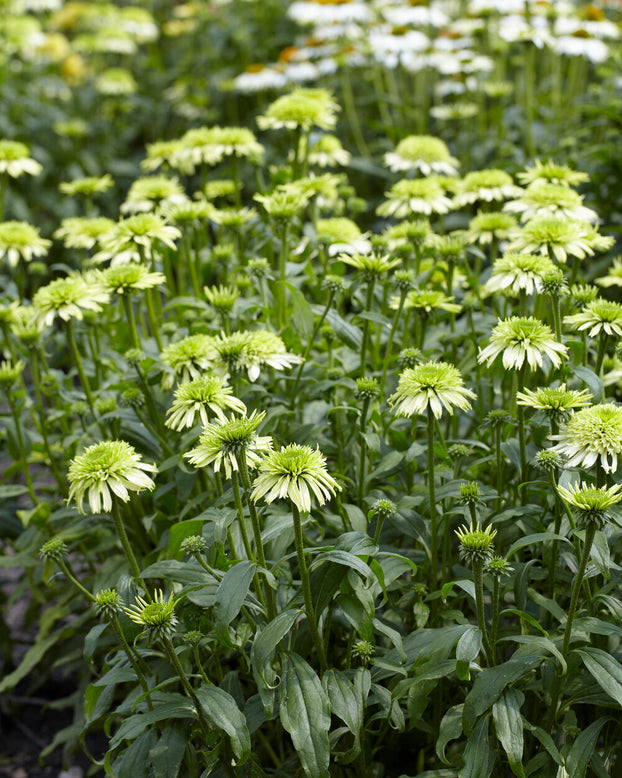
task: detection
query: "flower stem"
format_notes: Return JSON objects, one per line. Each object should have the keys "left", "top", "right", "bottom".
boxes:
{"left": 7, "top": 393, "right": 38, "bottom": 505}
{"left": 112, "top": 501, "right": 149, "bottom": 599}
{"left": 360, "top": 279, "right": 376, "bottom": 375}
{"left": 357, "top": 397, "right": 372, "bottom": 510}
{"left": 379, "top": 289, "right": 407, "bottom": 392}
{"left": 162, "top": 638, "right": 213, "bottom": 742}
{"left": 515, "top": 364, "right": 528, "bottom": 504}
{"left": 289, "top": 290, "right": 335, "bottom": 410}
{"left": 427, "top": 407, "right": 439, "bottom": 591}
{"left": 473, "top": 559, "right": 494, "bottom": 665}
{"left": 277, "top": 220, "right": 290, "bottom": 330}
{"left": 122, "top": 294, "right": 141, "bottom": 351}
{"left": 66, "top": 318, "right": 96, "bottom": 417}
{"left": 291, "top": 503, "right": 327, "bottom": 671}
{"left": 594, "top": 332, "right": 609, "bottom": 378}
{"left": 548, "top": 521, "right": 597, "bottom": 730}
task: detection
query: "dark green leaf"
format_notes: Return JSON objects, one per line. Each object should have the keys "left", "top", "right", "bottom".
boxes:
{"left": 114, "top": 730, "right": 157, "bottom": 778}
{"left": 251, "top": 609, "right": 300, "bottom": 689}
{"left": 573, "top": 366, "right": 603, "bottom": 403}
{"left": 460, "top": 715, "right": 493, "bottom": 778}
{"left": 492, "top": 689, "right": 525, "bottom": 778}
{"left": 565, "top": 717, "right": 611, "bottom": 778}
{"left": 576, "top": 647, "right": 622, "bottom": 706}
{"left": 215, "top": 560, "right": 257, "bottom": 645}
{"left": 280, "top": 652, "right": 330, "bottom": 778}
{"left": 195, "top": 684, "right": 251, "bottom": 765}
{"left": 309, "top": 549, "right": 373, "bottom": 582}
{"left": 150, "top": 725, "right": 186, "bottom": 778}
{"left": 505, "top": 533, "right": 571, "bottom": 560}
{"left": 322, "top": 669, "right": 363, "bottom": 762}
{"left": 109, "top": 698, "right": 195, "bottom": 749}
{"left": 436, "top": 704, "right": 463, "bottom": 765}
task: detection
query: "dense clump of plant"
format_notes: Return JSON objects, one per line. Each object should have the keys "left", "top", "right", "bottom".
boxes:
{"left": 4, "top": 2, "right": 622, "bottom": 777}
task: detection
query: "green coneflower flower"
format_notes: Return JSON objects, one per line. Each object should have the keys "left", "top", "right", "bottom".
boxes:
{"left": 0, "top": 140, "right": 42, "bottom": 178}
{"left": 166, "top": 375, "right": 246, "bottom": 430}
{"left": 596, "top": 256, "right": 622, "bottom": 289}
{"left": 125, "top": 589, "right": 177, "bottom": 640}
{"left": 10, "top": 305, "right": 44, "bottom": 345}
{"left": 377, "top": 177, "right": 454, "bottom": 219}
{"left": 256, "top": 88, "right": 339, "bottom": 131}
{"left": 484, "top": 556, "right": 514, "bottom": 579}
{"left": 551, "top": 404, "right": 622, "bottom": 473}
{"left": 478, "top": 316, "right": 568, "bottom": 370}
{"left": 383, "top": 135, "right": 459, "bottom": 176}
{"left": 163, "top": 198, "right": 212, "bottom": 225}
{"left": 464, "top": 211, "right": 518, "bottom": 246}
{"left": 67, "top": 440, "right": 157, "bottom": 514}
{"left": 94, "top": 588, "right": 122, "bottom": 619}
{"left": 251, "top": 443, "right": 341, "bottom": 513}
{"left": 242, "top": 330, "right": 302, "bottom": 381}
{"left": 316, "top": 217, "right": 371, "bottom": 256}
{"left": 393, "top": 288, "right": 461, "bottom": 314}
{"left": 254, "top": 188, "right": 311, "bottom": 220}
{"left": 180, "top": 535, "right": 208, "bottom": 557}
{"left": 54, "top": 217, "right": 116, "bottom": 250}
{"left": 506, "top": 216, "right": 614, "bottom": 264}
{"left": 455, "top": 522, "right": 496, "bottom": 564}
{"left": 557, "top": 482, "right": 622, "bottom": 529}
{"left": 517, "top": 160, "right": 589, "bottom": 188}
{"left": 383, "top": 218, "right": 431, "bottom": 251}
{"left": 0, "top": 359, "right": 25, "bottom": 389}
{"left": 516, "top": 385, "right": 592, "bottom": 421}
{"left": 59, "top": 175, "right": 113, "bottom": 197}
{"left": 308, "top": 134, "right": 350, "bottom": 168}
{"left": 99, "top": 264, "right": 166, "bottom": 295}
{"left": 33, "top": 274, "right": 110, "bottom": 326}
{"left": 121, "top": 175, "right": 186, "bottom": 214}
{"left": 398, "top": 347, "right": 422, "bottom": 369}
{"left": 504, "top": 183, "right": 598, "bottom": 223}
{"left": 534, "top": 449, "right": 563, "bottom": 473}
{"left": 206, "top": 206, "right": 257, "bottom": 228}
{"left": 453, "top": 169, "right": 522, "bottom": 207}
{"left": 94, "top": 213, "right": 181, "bottom": 264}
{"left": 39, "top": 538, "right": 69, "bottom": 562}
{"left": 355, "top": 376, "right": 380, "bottom": 402}
{"left": 141, "top": 138, "right": 185, "bottom": 173}
{"left": 484, "top": 253, "right": 557, "bottom": 296}
{"left": 203, "top": 284, "right": 240, "bottom": 315}
{"left": 201, "top": 179, "right": 238, "bottom": 202}
{"left": 390, "top": 361, "right": 475, "bottom": 418}
{"left": 95, "top": 67, "right": 137, "bottom": 96}
{"left": 570, "top": 284, "right": 600, "bottom": 307}
{"left": 339, "top": 251, "right": 401, "bottom": 281}
{"left": 205, "top": 126, "right": 264, "bottom": 160}
{"left": 160, "top": 333, "right": 215, "bottom": 387}
{"left": 369, "top": 498, "right": 397, "bottom": 522}
{"left": 0, "top": 221, "right": 51, "bottom": 267}
{"left": 185, "top": 410, "right": 272, "bottom": 478}
{"left": 564, "top": 299, "right": 622, "bottom": 338}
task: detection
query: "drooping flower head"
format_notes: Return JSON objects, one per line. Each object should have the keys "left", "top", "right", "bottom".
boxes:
{"left": 504, "top": 183, "right": 598, "bottom": 223}
{"left": 453, "top": 169, "right": 522, "bottom": 207}
{"left": 465, "top": 211, "right": 518, "bottom": 246}
{"left": 478, "top": 316, "right": 568, "bottom": 371}
{"left": 517, "top": 159, "right": 589, "bottom": 188}
{"left": 564, "top": 299, "right": 622, "bottom": 339}
{"left": 0, "top": 221, "right": 51, "bottom": 267}
{"left": 94, "top": 213, "right": 181, "bottom": 264}
{"left": 251, "top": 443, "right": 341, "bottom": 513}
{"left": 99, "top": 264, "right": 166, "bottom": 295}
{"left": 54, "top": 217, "right": 116, "bottom": 250}
{"left": 506, "top": 217, "right": 614, "bottom": 264}
{"left": 165, "top": 375, "right": 246, "bottom": 430}
{"left": 550, "top": 404, "right": 622, "bottom": 474}
{"left": 377, "top": 177, "right": 454, "bottom": 219}
{"left": 185, "top": 410, "right": 272, "bottom": 478}
{"left": 383, "top": 135, "right": 459, "bottom": 176}
{"left": 0, "top": 139, "right": 42, "bottom": 178}
{"left": 160, "top": 334, "right": 215, "bottom": 387}
{"left": 68, "top": 440, "right": 157, "bottom": 514}
{"left": 390, "top": 361, "right": 475, "bottom": 419}
{"left": 33, "top": 274, "right": 110, "bottom": 326}
{"left": 59, "top": 175, "right": 113, "bottom": 197}
{"left": 516, "top": 385, "right": 592, "bottom": 423}
{"left": 339, "top": 251, "right": 401, "bottom": 282}
{"left": 121, "top": 175, "right": 187, "bottom": 214}
{"left": 557, "top": 482, "right": 622, "bottom": 529}
{"left": 484, "top": 253, "right": 557, "bottom": 296}
{"left": 257, "top": 88, "right": 339, "bottom": 131}
{"left": 315, "top": 217, "right": 371, "bottom": 256}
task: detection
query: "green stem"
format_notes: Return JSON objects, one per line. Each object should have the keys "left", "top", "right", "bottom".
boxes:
{"left": 548, "top": 521, "right": 597, "bottom": 730}
{"left": 473, "top": 560, "right": 494, "bottom": 665}
{"left": 29, "top": 350, "right": 65, "bottom": 492}
{"left": 291, "top": 503, "right": 327, "bottom": 671}
{"left": 515, "top": 365, "right": 528, "bottom": 504}
{"left": 122, "top": 293, "right": 141, "bottom": 351}
{"left": 230, "top": 471, "right": 256, "bottom": 562}
{"left": 357, "top": 397, "right": 371, "bottom": 509}
{"left": 112, "top": 501, "right": 149, "bottom": 598}
{"left": 277, "top": 220, "right": 290, "bottom": 330}
{"left": 427, "top": 407, "right": 438, "bottom": 591}
{"left": 594, "top": 332, "right": 608, "bottom": 378}
{"left": 111, "top": 614, "right": 154, "bottom": 710}
{"left": 379, "top": 289, "right": 407, "bottom": 392}
{"left": 289, "top": 290, "right": 335, "bottom": 410}
{"left": 7, "top": 394, "right": 38, "bottom": 505}
{"left": 162, "top": 638, "right": 212, "bottom": 742}
{"left": 66, "top": 318, "right": 96, "bottom": 417}
{"left": 490, "top": 576, "right": 500, "bottom": 661}
{"left": 360, "top": 279, "right": 376, "bottom": 375}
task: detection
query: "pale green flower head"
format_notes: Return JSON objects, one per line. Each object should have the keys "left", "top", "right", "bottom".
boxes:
{"left": 160, "top": 333, "right": 215, "bottom": 387}
{"left": 596, "top": 257, "right": 622, "bottom": 289}
{"left": 95, "top": 213, "right": 181, "bottom": 264}
{"left": 39, "top": 537, "right": 69, "bottom": 563}
{"left": 506, "top": 217, "right": 613, "bottom": 264}
{"left": 241, "top": 330, "right": 302, "bottom": 381}
{"left": 10, "top": 305, "right": 44, "bottom": 345}
{"left": 201, "top": 179, "right": 238, "bottom": 202}
{"left": 383, "top": 135, "right": 459, "bottom": 176}
{"left": 377, "top": 177, "right": 453, "bottom": 219}
{"left": 33, "top": 274, "right": 110, "bottom": 326}
{"left": 251, "top": 443, "right": 341, "bottom": 513}
{"left": 141, "top": 139, "right": 185, "bottom": 172}
{"left": 517, "top": 385, "right": 592, "bottom": 422}
{"left": 390, "top": 361, "right": 475, "bottom": 419}
{"left": 204, "top": 284, "right": 240, "bottom": 314}
{"left": 453, "top": 169, "right": 522, "bottom": 207}
{"left": 383, "top": 219, "right": 431, "bottom": 250}
{"left": 163, "top": 198, "right": 212, "bottom": 224}
{"left": 308, "top": 134, "right": 350, "bottom": 168}
{"left": 339, "top": 251, "right": 401, "bottom": 281}
{"left": 478, "top": 316, "right": 568, "bottom": 371}
{"left": 206, "top": 206, "right": 257, "bottom": 227}
{"left": 504, "top": 182, "right": 598, "bottom": 224}
{"left": 0, "top": 359, "right": 25, "bottom": 389}
{"left": 95, "top": 67, "right": 137, "bottom": 96}
{"left": 185, "top": 410, "right": 272, "bottom": 478}
{"left": 68, "top": 440, "right": 157, "bottom": 514}
{"left": 396, "top": 288, "right": 461, "bottom": 314}
{"left": 484, "top": 556, "right": 514, "bottom": 579}
{"left": 551, "top": 404, "right": 622, "bottom": 473}
{"left": 0, "top": 221, "right": 51, "bottom": 267}
{"left": 570, "top": 284, "right": 600, "bottom": 307}
{"left": 254, "top": 188, "right": 311, "bottom": 220}
{"left": 316, "top": 217, "right": 370, "bottom": 256}
{"left": 484, "top": 252, "right": 557, "bottom": 296}
{"left": 465, "top": 211, "right": 518, "bottom": 245}
{"left": 59, "top": 175, "right": 113, "bottom": 197}
{"left": 121, "top": 175, "right": 186, "bottom": 214}
{"left": 557, "top": 482, "right": 622, "bottom": 528}
{"left": 564, "top": 299, "right": 622, "bottom": 338}
{"left": 456, "top": 522, "right": 496, "bottom": 564}
{"left": 517, "top": 160, "right": 589, "bottom": 188}
{"left": 99, "top": 264, "right": 166, "bottom": 295}
{"left": 206, "top": 126, "right": 264, "bottom": 160}
{"left": 0, "top": 139, "right": 42, "bottom": 178}
{"left": 257, "top": 88, "right": 339, "bottom": 131}
{"left": 94, "top": 588, "right": 122, "bottom": 620}
{"left": 166, "top": 374, "right": 246, "bottom": 430}
{"left": 54, "top": 217, "right": 116, "bottom": 250}
{"left": 125, "top": 590, "right": 177, "bottom": 641}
